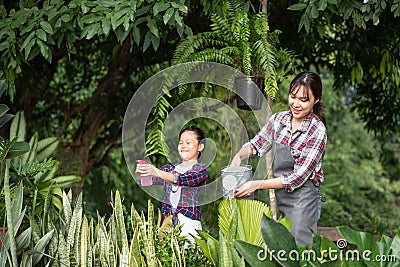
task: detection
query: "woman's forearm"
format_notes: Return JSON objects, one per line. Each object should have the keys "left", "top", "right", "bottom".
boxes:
{"left": 231, "top": 146, "right": 253, "bottom": 166}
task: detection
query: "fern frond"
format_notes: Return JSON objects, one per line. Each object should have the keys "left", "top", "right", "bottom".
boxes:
{"left": 242, "top": 43, "right": 252, "bottom": 76}
{"left": 232, "top": 12, "right": 250, "bottom": 43}
{"left": 172, "top": 32, "right": 225, "bottom": 64}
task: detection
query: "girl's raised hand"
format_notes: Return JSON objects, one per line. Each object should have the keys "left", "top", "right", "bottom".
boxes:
{"left": 136, "top": 161, "right": 160, "bottom": 177}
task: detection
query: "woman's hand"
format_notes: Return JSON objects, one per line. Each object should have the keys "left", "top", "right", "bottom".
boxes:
{"left": 234, "top": 181, "right": 262, "bottom": 198}
{"left": 135, "top": 162, "right": 160, "bottom": 177}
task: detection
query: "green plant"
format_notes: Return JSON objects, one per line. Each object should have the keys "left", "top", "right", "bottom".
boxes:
{"left": 172, "top": 0, "right": 295, "bottom": 98}
{"left": 7, "top": 111, "right": 80, "bottom": 218}
{"left": 0, "top": 184, "right": 55, "bottom": 267}
{"left": 193, "top": 198, "right": 291, "bottom": 266}
{"left": 234, "top": 214, "right": 340, "bottom": 267}
{"left": 218, "top": 198, "right": 291, "bottom": 247}
{"left": 50, "top": 189, "right": 208, "bottom": 266}
{"left": 338, "top": 226, "right": 400, "bottom": 267}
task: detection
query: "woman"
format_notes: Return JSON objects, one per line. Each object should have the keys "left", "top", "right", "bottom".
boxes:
{"left": 231, "top": 72, "right": 327, "bottom": 246}
{"left": 136, "top": 125, "right": 208, "bottom": 241}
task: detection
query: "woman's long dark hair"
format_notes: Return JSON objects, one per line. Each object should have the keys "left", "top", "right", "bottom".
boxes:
{"left": 289, "top": 72, "right": 326, "bottom": 126}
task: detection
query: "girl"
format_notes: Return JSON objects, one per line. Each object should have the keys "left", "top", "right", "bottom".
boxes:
{"left": 231, "top": 72, "right": 327, "bottom": 246}
{"left": 135, "top": 125, "right": 208, "bottom": 240}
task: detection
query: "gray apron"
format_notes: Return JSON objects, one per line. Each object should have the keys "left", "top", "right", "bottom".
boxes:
{"left": 273, "top": 142, "right": 320, "bottom": 247}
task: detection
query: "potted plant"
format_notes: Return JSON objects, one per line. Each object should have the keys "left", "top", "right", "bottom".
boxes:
{"left": 172, "top": 0, "right": 295, "bottom": 109}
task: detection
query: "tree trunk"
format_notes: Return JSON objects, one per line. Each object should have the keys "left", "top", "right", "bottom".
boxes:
{"left": 260, "top": 0, "right": 277, "bottom": 220}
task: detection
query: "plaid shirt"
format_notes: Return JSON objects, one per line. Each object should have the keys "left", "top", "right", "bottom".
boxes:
{"left": 247, "top": 111, "right": 327, "bottom": 192}
{"left": 153, "top": 163, "right": 208, "bottom": 226}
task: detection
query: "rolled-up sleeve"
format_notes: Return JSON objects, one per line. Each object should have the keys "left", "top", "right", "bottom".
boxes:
{"left": 173, "top": 163, "right": 208, "bottom": 187}
{"left": 247, "top": 117, "right": 274, "bottom": 157}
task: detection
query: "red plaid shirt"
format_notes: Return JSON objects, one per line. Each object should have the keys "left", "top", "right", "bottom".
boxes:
{"left": 247, "top": 111, "right": 327, "bottom": 192}
{"left": 153, "top": 163, "right": 208, "bottom": 225}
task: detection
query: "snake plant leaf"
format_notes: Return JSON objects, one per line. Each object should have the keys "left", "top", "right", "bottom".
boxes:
{"left": 219, "top": 232, "right": 233, "bottom": 267}
{"left": 114, "top": 190, "right": 128, "bottom": 248}
{"left": 129, "top": 230, "right": 142, "bottom": 267}
{"left": 80, "top": 215, "right": 89, "bottom": 266}
{"left": 229, "top": 244, "right": 246, "bottom": 267}
{"left": 67, "top": 193, "right": 83, "bottom": 250}
{"left": 260, "top": 214, "right": 300, "bottom": 267}
{"left": 57, "top": 230, "right": 70, "bottom": 267}
{"left": 15, "top": 227, "right": 32, "bottom": 254}
{"left": 234, "top": 240, "right": 279, "bottom": 267}
{"left": 62, "top": 191, "right": 73, "bottom": 229}
{"left": 31, "top": 229, "right": 54, "bottom": 265}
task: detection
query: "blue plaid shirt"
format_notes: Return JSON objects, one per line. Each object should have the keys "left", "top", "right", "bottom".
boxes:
{"left": 153, "top": 163, "right": 208, "bottom": 226}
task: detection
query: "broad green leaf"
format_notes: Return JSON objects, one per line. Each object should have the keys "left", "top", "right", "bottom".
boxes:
{"left": 10, "top": 111, "right": 26, "bottom": 141}
{"left": 153, "top": 2, "right": 169, "bottom": 16}
{"left": 101, "top": 18, "right": 111, "bottom": 35}
{"left": 260, "top": 215, "right": 299, "bottom": 267}
{"left": 143, "top": 31, "right": 152, "bottom": 52}
{"left": 22, "top": 132, "right": 38, "bottom": 164}
{"left": 36, "top": 39, "right": 51, "bottom": 62}
{"left": 36, "top": 29, "right": 47, "bottom": 41}
{"left": 36, "top": 137, "right": 59, "bottom": 162}
{"left": 132, "top": 25, "right": 140, "bottom": 45}
{"left": 53, "top": 175, "right": 81, "bottom": 188}
{"left": 287, "top": 3, "right": 307, "bottom": 11}
{"left": 163, "top": 8, "right": 174, "bottom": 24}
{"left": 174, "top": 12, "right": 183, "bottom": 27}
{"left": 20, "top": 31, "right": 36, "bottom": 50}
{"left": 146, "top": 18, "right": 158, "bottom": 37}
{"left": 0, "top": 113, "right": 13, "bottom": 128}
{"left": 83, "top": 23, "right": 100, "bottom": 39}
{"left": 319, "top": 0, "right": 328, "bottom": 11}
{"left": 39, "top": 21, "right": 53, "bottom": 34}
{"left": 7, "top": 141, "right": 29, "bottom": 159}
{"left": 234, "top": 240, "right": 279, "bottom": 267}
{"left": 151, "top": 34, "right": 160, "bottom": 51}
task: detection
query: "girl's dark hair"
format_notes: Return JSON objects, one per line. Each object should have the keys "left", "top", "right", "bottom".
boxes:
{"left": 289, "top": 72, "right": 326, "bottom": 126}
{"left": 179, "top": 125, "right": 206, "bottom": 159}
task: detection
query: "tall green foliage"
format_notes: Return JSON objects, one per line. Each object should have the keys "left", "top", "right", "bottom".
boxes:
{"left": 172, "top": 0, "right": 295, "bottom": 98}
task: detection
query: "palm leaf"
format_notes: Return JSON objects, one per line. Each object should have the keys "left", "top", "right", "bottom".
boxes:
{"left": 219, "top": 199, "right": 273, "bottom": 247}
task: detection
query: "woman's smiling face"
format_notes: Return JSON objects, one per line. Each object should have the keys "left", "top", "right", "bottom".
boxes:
{"left": 178, "top": 130, "right": 204, "bottom": 163}
{"left": 288, "top": 85, "right": 319, "bottom": 122}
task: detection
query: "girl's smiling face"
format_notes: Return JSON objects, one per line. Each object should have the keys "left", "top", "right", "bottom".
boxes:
{"left": 178, "top": 130, "right": 204, "bottom": 163}
{"left": 289, "top": 85, "right": 319, "bottom": 122}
